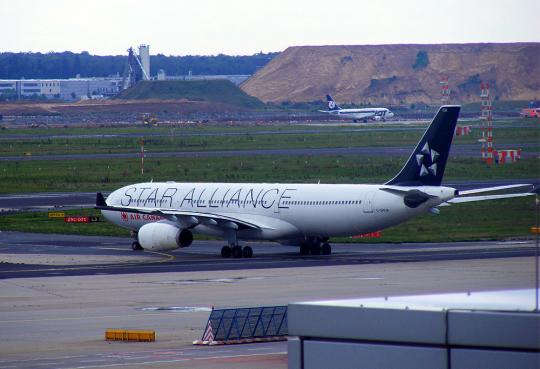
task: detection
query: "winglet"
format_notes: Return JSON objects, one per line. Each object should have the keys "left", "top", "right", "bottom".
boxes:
{"left": 96, "top": 192, "right": 107, "bottom": 208}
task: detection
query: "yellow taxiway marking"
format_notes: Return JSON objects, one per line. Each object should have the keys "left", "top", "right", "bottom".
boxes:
{"left": 0, "top": 249, "right": 175, "bottom": 274}
{"left": 96, "top": 247, "right": 176, "bottom": 263}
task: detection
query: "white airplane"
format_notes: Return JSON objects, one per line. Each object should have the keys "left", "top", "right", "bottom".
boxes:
{"left": 319, "top": 94, "right": 395, "bottom": 122}
{"left": 96, "top": 106, "right": 533, "bottom": 258}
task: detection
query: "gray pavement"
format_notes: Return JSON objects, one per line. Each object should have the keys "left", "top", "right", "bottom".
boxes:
{"left": 0, "top": 255, "right": 536, "bottom": 369}
{"left": 0, "top": 119, "right": 534, "bottom": 141}
{"left": 0, "top": 231, "right": 538, "bottom": 279}
{"left": 0, "top": 231, "right": 538, "bottom": 368}
{"left": 1, "top": 142, "right": 538, "bottom": 162}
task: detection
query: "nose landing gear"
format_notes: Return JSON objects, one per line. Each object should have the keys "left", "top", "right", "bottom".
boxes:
{"left": 131, "top": 231, "right": 143, "bottom": 251}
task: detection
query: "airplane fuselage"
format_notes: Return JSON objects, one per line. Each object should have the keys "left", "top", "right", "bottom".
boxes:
{"left": 325, "top": 108, "right": 394, "bottom": 121}
{"left": 102, "top": 182, "right": 455, "bottom": 243}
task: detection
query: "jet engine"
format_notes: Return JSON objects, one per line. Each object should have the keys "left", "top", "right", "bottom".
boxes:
{"left": 373, "top": 115, "right": 381, "bottom": 121}
{"left": 138, "top": 222, "right": 193, "bottom": 251}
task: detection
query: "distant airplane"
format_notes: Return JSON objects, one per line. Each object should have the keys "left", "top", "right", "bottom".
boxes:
{"left": 319, "top": 94, "right": 394, "bottom": 122}
{"left": 96, "top": 106, "right": 533, "bottom": 258}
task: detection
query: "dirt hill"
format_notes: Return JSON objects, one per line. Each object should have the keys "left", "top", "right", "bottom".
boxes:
{"left": 241, "top": 43, "right": 540, "bottom": 105}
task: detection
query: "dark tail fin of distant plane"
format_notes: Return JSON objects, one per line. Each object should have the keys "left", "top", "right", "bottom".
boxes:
{"left": 385, "top": 106, "right": 460, "bottom": 186}
{"left": 326, "top": 94, "right": 341, "bottom": 111}
{"left": 95, "top": 192, "right": 107, "bottom": 208}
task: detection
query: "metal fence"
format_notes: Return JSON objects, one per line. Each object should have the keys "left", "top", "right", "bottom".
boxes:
{"left": 199, "top": 305, "right": 288, "bottom": 342}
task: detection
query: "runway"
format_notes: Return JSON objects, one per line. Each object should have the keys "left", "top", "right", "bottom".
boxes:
{"left": 0, "top": 191, "right": 104, "bottom": 211}
{"left": 0, "top": 119, "right": 533, "bottom": 141}
{"left": 1, "top": 142, "right": 538, "bottom": 162}
{"left": 0, "top": 231, "right": 537, "bottom": 279}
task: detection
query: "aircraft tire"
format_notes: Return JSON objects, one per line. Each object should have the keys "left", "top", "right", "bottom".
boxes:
{"left": 221, "top": 245, "right": 232, "bottom": 258}
{"left": 242, "top": 246, "right": 253, "bottom": 258}
{"left": 310, "top": 244, "right": 321, "bottom": 255}
{"left": 131, "top": 241, "right": 143, "bottom": 251}
{"left": 232, "top": 245, "right": 243, "bottom": 258}
{"left": 321, "top": 243, "right": 332, "bottom": 255}
{"left": 300, "top": 244, "right": 310, "bottom": 255}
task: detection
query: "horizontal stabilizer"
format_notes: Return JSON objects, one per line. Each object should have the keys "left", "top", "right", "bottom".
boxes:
{"left": 380, "top": 187, "right": 436, "bottom": 208}
{"left": 457, "top": 184, "right": 533, "bottom": 197}
{"left": 446, "top": 193, "right": 533, "bottom": 204}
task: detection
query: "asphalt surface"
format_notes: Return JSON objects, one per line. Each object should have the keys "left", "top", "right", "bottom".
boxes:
{"left": 0, "top": 231, "right": 537, "bottom": 279}
{"left": 0, "top": 342, "right": 287, "bottom": 369}
{"left": 0, "top": 119, "right": 534, "bottom": 141}
{"left": 1, "top": 142, "right": 538, "bottom": 162}
{"left": 1, "top": 231, "right": 537, "bottom": 369}
{"left": 0, "top": 191, "right": 104, "bottom": 211}
{"left": 0, "top": 125, "right": 432, "bottom": 141}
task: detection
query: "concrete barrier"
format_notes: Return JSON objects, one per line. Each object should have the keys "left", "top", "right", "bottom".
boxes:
{"left": 105, "top": 329, "right": 155, "bottom": 342}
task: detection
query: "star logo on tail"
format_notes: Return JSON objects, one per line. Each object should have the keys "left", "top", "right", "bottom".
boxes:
{"left": 416, "top": 142, "right": 439, "bottom": 177}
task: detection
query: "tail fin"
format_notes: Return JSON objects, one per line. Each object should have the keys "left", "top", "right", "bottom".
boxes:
{"left": 326, "top": 94, "right": 341, "bottom": 111}
{"left": 385, "top": 106, "right": 460, "bottom": 186}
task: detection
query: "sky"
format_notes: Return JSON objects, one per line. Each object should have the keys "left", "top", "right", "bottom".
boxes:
{"left": 1, "top": 0, "right": 539, "bottom": 56}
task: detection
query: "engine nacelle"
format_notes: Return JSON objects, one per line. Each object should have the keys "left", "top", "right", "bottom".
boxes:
{"left": 138, "top": 222, "right": 193, "bottom": 251}
{"left": 373, "top": 115, "right": 381, "bottom": 121}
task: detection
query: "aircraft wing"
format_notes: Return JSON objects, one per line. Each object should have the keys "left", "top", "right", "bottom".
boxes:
{"left": 95, "top": 193, "right": 268, "bottom": 230}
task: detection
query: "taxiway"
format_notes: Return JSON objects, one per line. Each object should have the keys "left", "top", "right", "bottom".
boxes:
{"left": 0, "top": 231, "right": 538, "bottom": 368}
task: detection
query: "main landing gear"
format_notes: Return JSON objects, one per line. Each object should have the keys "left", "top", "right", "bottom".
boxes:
{"left": 221, "top": 229, "right": 253, "bottom": 258}
{"left": 221, "top": 244, "right": 253, "bottom": 258}
{"left": 300, "top": 238, "right": 332, "bottom": 256}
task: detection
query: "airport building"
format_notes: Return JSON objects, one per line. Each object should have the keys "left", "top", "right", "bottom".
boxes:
{"left": 0, "top": 77, "right": 122, "bottom": 100}
{"left": 0, "top": 44, "right": 250, "bottom": 101}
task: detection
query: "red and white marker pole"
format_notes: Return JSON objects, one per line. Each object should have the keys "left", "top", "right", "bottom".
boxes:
{"left": 140, "top": 139, "right": 145, "bottom": 175}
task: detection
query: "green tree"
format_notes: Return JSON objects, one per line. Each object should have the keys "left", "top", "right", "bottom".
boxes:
{"left": 412, "top": 51, "right": 429, "bottom": 70}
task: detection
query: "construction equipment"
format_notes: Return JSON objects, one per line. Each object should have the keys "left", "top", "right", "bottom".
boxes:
{"left": 142, "top": 113, "right": 158, "bottom": 126}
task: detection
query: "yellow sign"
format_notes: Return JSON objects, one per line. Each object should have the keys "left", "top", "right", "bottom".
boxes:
{"left": 48, "top": 212, "right": 65, "bottom": 218}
